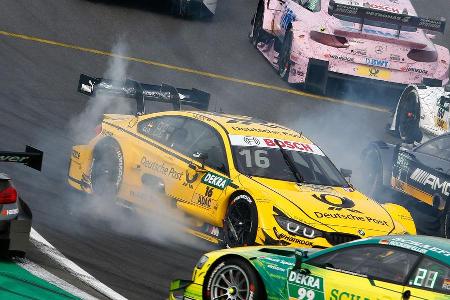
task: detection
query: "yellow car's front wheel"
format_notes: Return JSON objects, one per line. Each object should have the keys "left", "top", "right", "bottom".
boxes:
{"left": 223, "top": 194, "right": 258, "bottom": 248}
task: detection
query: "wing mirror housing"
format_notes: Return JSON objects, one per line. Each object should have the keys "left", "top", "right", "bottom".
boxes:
{"left": 293, "top": 249, "right": 309, "bottom": 273}
{"left": 444, "top": 84, "right": 450, "bottom": 93}
{"left": 191, "top": 151, "right": 208, "bottom": 171}
{"left": 340, "top": 168, "right": 352, "bottom": 180}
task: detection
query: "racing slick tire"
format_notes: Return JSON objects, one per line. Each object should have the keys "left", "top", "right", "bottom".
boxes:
{"left": 249, "top": 1, "right": 267, "bottom": 47}
{"left": 361, "top": 147, "right": 384, "bottom": 200}
{"left": 397, "top": 90, "right": 422, "bottom": 143}
{"left": 204, "top": 257, "right": 265, "bottom": 300}
{"left": 278, "top": 28, "right": 293, "bottom": 81}
{"left": 91, "top": 139, "right": 124, "bottom": 199}
{"left": 223, "top": 194, "right": 258, "bottom": 248}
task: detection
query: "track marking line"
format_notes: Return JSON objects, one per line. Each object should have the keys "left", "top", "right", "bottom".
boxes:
{"left": 30, "top": 228, "right": 127, "bottom": 300}
{"left": 0, "top": 30, "right": 389, "bottom": 113}
{"left": 15, "top": 258, "right": 97, "bottom": 300}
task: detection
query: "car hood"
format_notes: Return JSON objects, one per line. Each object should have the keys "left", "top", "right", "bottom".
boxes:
{"left": 251, "top": 177, "right": 395, "bottom": 233}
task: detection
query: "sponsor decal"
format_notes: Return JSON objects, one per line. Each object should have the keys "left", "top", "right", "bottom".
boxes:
{"left": 287, "top": 271, "right": 324, "bottom": 300}
{"left": 314, "top": 211, "right": 389, "bottom": 226}
{"left": 273, "top": 227, "right": 314, "bottom": 246}
{"left": 140, "top": 157, "right": 182, "bottom": 180}
{"left": 375, "top": 45, "right": 384, "bottom": 54}
{"left": 401, "top": 66, "right": 428, "bottom": 74}
{"left": 443, "top": 278, "right": 450, "bottom": 290}
{"left": 101, "top": 130, "right": 114, "bottom": 137}
{"left": 201, "top": 172, "right": 230, "bottom": 190}
{"left": 358, "top": 229, "right": 365, "bottom": 236}
{"left": 312, "top": 194, "right": 359, "bottom": 211}
{"left": 197, "top": 186, "right": 214, "bottom": 208}
{"left": 353, "top": 48, "right": 367, "bottom": 56}
{"left": 72, "top": 150, "right": 80, "bottom": 159}
{"left": 1, "top": 208, "right": 19, "bottom": 216}
{"left": 267, "top": 264, "right": 286, "bottom": 272}
{"left": 410, "top": 168, "right": 450, "bottom": 196}
{"left": 183, "top": 170, "right": 199, "bottom": 189}
{"left": 261, "top": 256, "right": 294, "bottom": 266}
{"left": 280, "top": 8, "right": 296, "bottom": 30}
{"left": 357, "top": 66, "right": 391, "bottom": 79}
{"left": 385, "top": 237, "right": 450, "bottom": 256}
{"left": 390, "top": 54, "right": 401, "bottom": 61}
{"left": 363, "top": 2, "right": 400, "bottom": 13}
{"left": 0, "top": 156, "right": 29, "bottom": 163}
{"left": 229, "top": 135, "right": 324, "bottom": 156}
{"left": 330, "top": 289, "right": 370, "bottom": 300}
{"left": 328, "top": 54, "right": 355, "bottom": 63}
{"left": 365, "top": 58, "right": 389, "bottom": 68}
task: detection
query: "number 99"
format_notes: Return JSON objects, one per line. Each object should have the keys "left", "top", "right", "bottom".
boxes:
{"left": 297, "top": 288, "right": 315, "bottom": 300}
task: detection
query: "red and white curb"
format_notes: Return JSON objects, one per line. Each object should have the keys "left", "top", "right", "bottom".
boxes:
{"left": 30, "top": 228, "right": 127, "bottom": 300}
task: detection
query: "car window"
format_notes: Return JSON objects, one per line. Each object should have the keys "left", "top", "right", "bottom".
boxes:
{"left": 295, "top": 0, "right": 321, "bottom": 12}
{"left": 138, "top": 116, "right": 185, "bottom": 145}
{"left": 308, "top": 245, "right": 420, "bottom": 284}
{"left": 407, "top": 257, "right": 450, "bottom": 294}
{"left": 415, "top": 135, "right": 450, "bottom": 161}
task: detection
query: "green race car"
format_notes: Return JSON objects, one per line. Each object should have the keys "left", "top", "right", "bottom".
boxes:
{"left": 170, "top": 235, "right": 450, "bottom": 300}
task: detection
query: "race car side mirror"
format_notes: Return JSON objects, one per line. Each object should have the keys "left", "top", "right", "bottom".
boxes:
{"left": 340, "top": 168, "right": 352, "bottom": 179}
{"left": 444, "top": 84, "right": 450, "bottom": 92}
{"left": 192, "top": 152, "right": 208, "bottom": 170}
{"left": 293, "top": 249, "right": 309, "bottom": 272}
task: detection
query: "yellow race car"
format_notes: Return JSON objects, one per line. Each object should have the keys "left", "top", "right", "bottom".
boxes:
{"left": 68, "top": 74, "right": 416, "bottom": 248}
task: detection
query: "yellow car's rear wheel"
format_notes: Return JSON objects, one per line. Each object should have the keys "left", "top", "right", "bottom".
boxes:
{"left": 91, "top": 139, "right": 124, "bottom": 198}
{"left": 223, "top": 194, "right": 258, "bottom": 248}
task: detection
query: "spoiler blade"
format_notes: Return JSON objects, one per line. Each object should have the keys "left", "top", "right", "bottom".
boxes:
{"left": 328, "top": 0, "right": 446, "bottom": 33}
{"left": 77, "top": 74, "right": 210, "bottom": 114}
{"left": 0, "top": 146, "right": 43, "bottom": 171}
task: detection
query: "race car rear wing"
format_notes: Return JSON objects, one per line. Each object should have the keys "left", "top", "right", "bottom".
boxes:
{"left": 328, "top": 0, "right": 446, "bottom": 35}
{"left": 78, "top": 74, "right": 210, "bottom": 115}
{"left": 0, "top": 146, "right": 43, "bottom": 171}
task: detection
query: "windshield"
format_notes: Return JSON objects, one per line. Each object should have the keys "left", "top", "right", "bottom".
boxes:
{"left": 231, "top": 138, "right": 348, "bottom": 186}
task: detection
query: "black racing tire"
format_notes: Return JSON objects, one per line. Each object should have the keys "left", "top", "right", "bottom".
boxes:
{"left": 203, "top": 258, "right": 265, "bottom": 300}
{"left": 170, "top": 0, "right": 186, "bottom": 17}
{"left": 91, "top": 139, "right": 124, "bottom": 198}
{"left": 278, "top": 28, "right": 293, "bottom": 81}
{"left": 249, "top": 1, "right": 265, "bottom": 47}
{"left": 223, "top": 194, "right": 258, "bottom": 248}
{"left": 361, "top": 147, "right": 384, "bottom": 200}
{"left": 397, "top": 90, "right": 422, "bottom": 143}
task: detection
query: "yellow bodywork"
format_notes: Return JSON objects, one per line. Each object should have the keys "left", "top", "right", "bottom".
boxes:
{"left": 68, "top": 111, "right": 416, "bottom": 248}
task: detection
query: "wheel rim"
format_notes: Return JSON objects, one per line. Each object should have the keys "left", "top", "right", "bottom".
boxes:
{"left": 278, "top": 32, "right": 292, "bottom": 78}
{"left": 91, "top": 152, "right": 119, "bottom": 195}
{"left": 225, "top": 202, "right": 252, "bottom": 247}
{"left": 211, "top": 265, "right": 250, "bottom": 300}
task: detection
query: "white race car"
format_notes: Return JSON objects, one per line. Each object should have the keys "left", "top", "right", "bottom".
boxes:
{"left": 389, "top": 83, "right": 450, "bottom": 143}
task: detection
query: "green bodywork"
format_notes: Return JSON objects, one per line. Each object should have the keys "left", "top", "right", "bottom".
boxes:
{"left": 170, "top": 235, "right": 450, "bottom": 300}
{"left": 0, "top": 260, "right": 79, "bottom": 299}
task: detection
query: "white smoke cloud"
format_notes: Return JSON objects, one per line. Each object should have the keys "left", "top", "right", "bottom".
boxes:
{"left": 68, "top": 41, "right": 210, "bottom": 249}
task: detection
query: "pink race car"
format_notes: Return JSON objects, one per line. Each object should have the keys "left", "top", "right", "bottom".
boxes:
{"left": 249, "top": 0, "right": 449, "bottom": 94}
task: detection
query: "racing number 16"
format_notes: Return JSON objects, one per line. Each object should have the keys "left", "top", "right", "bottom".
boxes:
{"left": 239, "top": 149, "right": 270, "bottom": 168}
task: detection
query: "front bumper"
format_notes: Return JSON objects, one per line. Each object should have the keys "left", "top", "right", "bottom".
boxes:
{"left": 169, "top": 279, "right": 202, "bottom": 300}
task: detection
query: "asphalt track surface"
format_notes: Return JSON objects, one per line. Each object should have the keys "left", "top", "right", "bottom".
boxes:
{"left": 0, "top": 0, "right": 449, "bottom": 299}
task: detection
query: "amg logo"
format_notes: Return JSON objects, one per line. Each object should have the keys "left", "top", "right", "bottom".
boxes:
{"left": 0, "top": 156, "right": 29, "bottom": 163}
{"left": 410, "top": 168, "right": 450, "bottom": 196}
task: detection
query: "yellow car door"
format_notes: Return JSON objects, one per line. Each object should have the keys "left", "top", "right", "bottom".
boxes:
{"left": 164, "top": 118, "right": 233, "bottom": 224}
{"left": 134, "top": 116, "right": 194, "bottom": 204}
{"left": 304, "top": 244, "right": 422, "bottom": 300}
{"left": 403, "top": 257, "right": 450, "bottom": 300}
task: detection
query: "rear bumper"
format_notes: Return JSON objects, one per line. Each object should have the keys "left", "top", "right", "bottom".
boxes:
{"left": 0, "top": 206, "right": 32, "bottom": 254}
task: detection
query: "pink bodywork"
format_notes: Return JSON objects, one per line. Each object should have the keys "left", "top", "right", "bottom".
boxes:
{"left": 258, "top": 0, "right": 449, "bottom": 86}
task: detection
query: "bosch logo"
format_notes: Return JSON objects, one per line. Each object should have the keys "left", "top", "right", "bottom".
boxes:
{"left": 243, "top": 136, "right": 260, "bottom": 146}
